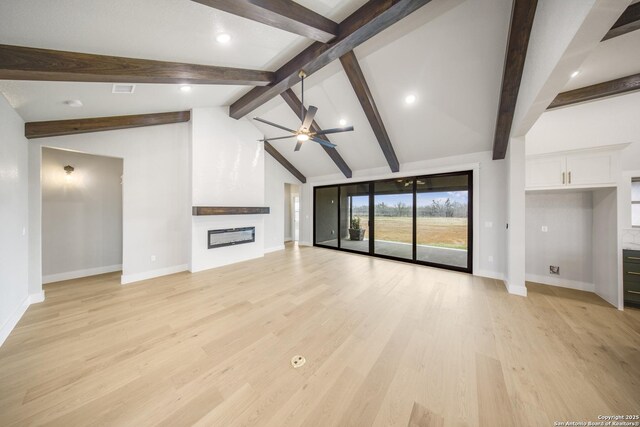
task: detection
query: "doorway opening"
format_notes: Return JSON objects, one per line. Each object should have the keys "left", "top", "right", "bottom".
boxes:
{"left": 284, "top": 183, "right": 301, "bottom": 245}
{"left": 41, "top": 148, "right": 123, "bottom": 284}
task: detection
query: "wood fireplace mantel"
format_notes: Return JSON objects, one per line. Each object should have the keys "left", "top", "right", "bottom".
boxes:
{"left": 192, "top": 206, "right": 270, "bottom": 216}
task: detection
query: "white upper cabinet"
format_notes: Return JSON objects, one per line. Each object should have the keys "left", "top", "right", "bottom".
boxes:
{"left": 526, "top": 156, "right": 566, "bottom": 188}
{"left": 526, "top": 146, "right": 621, "bottom": 190}
{"left": 565, "top": 152, "right": 614, "bottom": 186}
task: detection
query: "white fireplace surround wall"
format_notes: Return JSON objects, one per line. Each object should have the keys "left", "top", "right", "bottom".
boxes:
{"left": 191, "top": 216, "right": 264, "bottom": 272}
{"left": 189, "top": 107, "right": 266, "bottom": 273}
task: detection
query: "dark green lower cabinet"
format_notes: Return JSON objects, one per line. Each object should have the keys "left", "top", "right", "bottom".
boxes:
{"left": 623, "top": 249, "right": 640, "bottom": 306}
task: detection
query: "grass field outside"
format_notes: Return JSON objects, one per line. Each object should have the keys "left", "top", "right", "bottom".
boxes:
{"left": 355, "top": 216, "right": 468, "bottom": 250}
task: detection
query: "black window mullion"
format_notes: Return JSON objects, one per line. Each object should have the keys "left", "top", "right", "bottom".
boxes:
{"left": 412, "top": 178, "right": 417, "bottom": 262}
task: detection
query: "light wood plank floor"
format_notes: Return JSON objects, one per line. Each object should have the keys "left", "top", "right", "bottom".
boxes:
{"left": 1, "top": 244, "right": 639, "bottom": 426}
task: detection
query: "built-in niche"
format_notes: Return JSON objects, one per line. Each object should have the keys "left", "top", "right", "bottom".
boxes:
{"left": 525, "top": 188, "right": 618, "bottom": 306}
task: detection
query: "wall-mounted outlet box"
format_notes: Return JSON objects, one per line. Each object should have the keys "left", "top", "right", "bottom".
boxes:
{"left": 550, "top": 265, "right": 559, "bottom": 275}
{"left": 151, "top": 255, "right": 156, "bottom": 262}
{"left": 541, "top": 226, "right": 548, "bottom": 232}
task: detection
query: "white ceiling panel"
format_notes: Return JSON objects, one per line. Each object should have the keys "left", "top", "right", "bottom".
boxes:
{"left": 353, "top": 0, "right": 512, "bottom": 163}
{"left": 562, "top": 30, "right": 640, "bottom": 91}
{"left": 0, "top": 0, "right": 311, "bottom": 70}
{"left": 0, "top": 81, "right": 246, "bottom": 122}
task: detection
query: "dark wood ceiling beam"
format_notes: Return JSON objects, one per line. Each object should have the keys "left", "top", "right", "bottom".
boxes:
{"left": 264, "top": 141, "right": 307, "bottom": 183}
{"left": 492, "top": 0, "right": 538, "bottom": 160}
{"left": 191, "top": 0, "right": 338, "bottom": 43}
{"left": 280, "top": 89, "right": 352, "bottom": 178}
{"left": 602, "top": 3, "right": 640, "bottom": 41}
{"left": 230, "top": 0, "right": 432, "bottom": 119}
{"left": 547, "top": 72, "right": 640, "bottom": 110}
{"left": 340, "top": 51, "right": 399, "bottom": 173}
{"left": 0, "top": 44, "right": 273, "bottom": 86}
{"left": 25, "top": 111, "right": 190, "bottom": 139}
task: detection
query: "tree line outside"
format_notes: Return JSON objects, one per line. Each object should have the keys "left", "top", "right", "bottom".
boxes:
{"left": 352, "top": 198, "right": 468, "bottom": 218}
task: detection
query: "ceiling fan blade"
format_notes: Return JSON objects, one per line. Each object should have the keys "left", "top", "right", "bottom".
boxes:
{"left": 294, "top": 141, "right": 303, "bottom": 151}
{"left": 253, "top": 117, "right": 297, "bottom": 134}
{"left": 259, "top": 135, "right": 297, "bottom": 142}
{"left": 313, "top": 126, "right": 354, "bottom": 135}
{"left": 301, "top": 105, "right": 318, "bottom": 131}
{"left": 311, "top": 136, "right": 336, "bottom": 149}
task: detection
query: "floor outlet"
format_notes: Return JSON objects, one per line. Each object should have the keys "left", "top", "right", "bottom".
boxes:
{"left": 291, "top": 355, "right": 306, "bottom": 368}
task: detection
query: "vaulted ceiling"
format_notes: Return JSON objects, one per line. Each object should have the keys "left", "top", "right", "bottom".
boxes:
{"left": 1, "top": 0, "right": 638, "bottom": 179}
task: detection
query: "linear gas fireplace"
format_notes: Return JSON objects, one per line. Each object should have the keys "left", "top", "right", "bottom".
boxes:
{"left": 208, "top": 227, "right": 255, "bottom": 249}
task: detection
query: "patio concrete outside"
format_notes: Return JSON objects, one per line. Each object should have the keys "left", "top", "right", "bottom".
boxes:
{"left": 318, "top": 239, "right": 468, "bottom": 269}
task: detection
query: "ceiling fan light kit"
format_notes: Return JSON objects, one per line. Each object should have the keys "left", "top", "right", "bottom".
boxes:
{"left": 254, "top": 70, "right": 354, "bottom": 152}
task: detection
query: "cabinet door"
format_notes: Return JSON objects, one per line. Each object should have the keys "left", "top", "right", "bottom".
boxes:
{"left": 526, "top": 156, "right": 566, "bottom": 188}
{"left": 566, "top": 152, "right": 614, "bottom": 186}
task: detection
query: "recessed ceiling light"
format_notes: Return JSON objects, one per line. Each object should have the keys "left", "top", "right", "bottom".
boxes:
{"left": 405, "top": 94, "right": 417, "bottom": 105}
{"left": 64, "top": 100, "right": 83, "bottom": 107}
{"left": 339, "top": 119, "right": 347, "bottom": 126}
{"left": 216, "top": 33, "right": 231, "bottom": 44}
{"left": 180, "top": 85, "right": 192, "bottom": 93}
{"left": 570, "top": 70, "right": 580, "bottom": 78}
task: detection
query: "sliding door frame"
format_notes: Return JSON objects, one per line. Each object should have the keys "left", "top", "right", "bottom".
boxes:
{"left": 313, "top": 170, "right": 473, "bottom": 274}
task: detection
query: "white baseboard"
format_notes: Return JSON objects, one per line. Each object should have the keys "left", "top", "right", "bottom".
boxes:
{"left": 298, "top": 241, "right": 312, "bottom": 247}
{"left": 0, "top": 296, "right": 29, "bottom": 347}
{"left": 264, "top": 245, "right": 285, "bottom": 254}
{"left": 505, "top": 281, "right": 528, "bottom": 297}
{"left": 475, "top": 269, "right": 505, "bottom": 281}
{"left": 29, "top": 291, "right": 45, "bottom": 304}
{"left": 525, "top": 273, "right": 595, "bottom": 292}
{"left": 121, "top": 264, "right": 188, "bottom": 285}
{"left": 43, "top": 264, "right": 122, "bottom": 284}
{"left": 0, "top": 290, "right": 46, "bottom": 347}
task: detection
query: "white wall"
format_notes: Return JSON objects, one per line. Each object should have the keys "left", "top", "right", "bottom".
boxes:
{"left": 593, "top": 188, "right": 618, "bottom": 306}
{"left": 264, "top": 153, "right": 303, "bottom": 253}
{"left": 41, "top": 148, "right": 123, "bottom": 283}
{"left": 284, "top": 184, "right": 292, "bottom": 242}
{"left": 525, "top": 191, "right": 595, "bottom": 290}
{"left": 29, "top": 123, "right": 190, "bottom": 288}
{"left": 512, "top": 0, "right": 628, "bottom": 137}
{"left": 526, "top": 91, "right": 640, "bottom": 156}
{"left": 300, "top": 150, "right": 507, "bottom": 279}
{"left": 526, "top": 91, "right": 640, "bottom": 309}
{"left": 190, "top": 107, "right": 267, "bottom": 271}
{"left": 0, "top": 94, "right": 34, "bottom": 345}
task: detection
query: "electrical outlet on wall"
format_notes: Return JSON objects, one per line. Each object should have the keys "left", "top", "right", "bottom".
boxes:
{"left": 541, "top": 226, "right": 548, "bottom": 232}
{"left": 488, "top": 256, "right": 494, "bottom": 263}
{"left": 151, "top": 255, "right": 157, "bottom": 262}
{"left": 550, "top": 265, "right": 559, "bottom": 275}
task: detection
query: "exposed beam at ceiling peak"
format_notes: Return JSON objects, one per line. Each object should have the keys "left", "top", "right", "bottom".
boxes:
{"left": 191, "top": 0, "right": 338, "bottom": 43}
{"left": 25, "top": 111, "right": 191, "bottom": 139}
{"left": 547, "top": 72, "right": 640, "bottom": 110}
{"left": 264, "top": 141, "right": 307, "bottom": 183}
{"left": 229, "top": 0, "right": 433, "bottom": 120}
{"left": 492, "top": 0, "right": 538, "bottom": 160}
{"left": 340, "top": 51, "right": 399, "bottom": 173}
{"left": 602, "top": 2, "right": 640, "bottom": 41}
{"left": 0, "top": 44, "right": 273, "bottom": 86}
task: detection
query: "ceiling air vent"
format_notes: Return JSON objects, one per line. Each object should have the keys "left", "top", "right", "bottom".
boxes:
{"left": 112, "top": 84, "right": 136, "bottom": 94}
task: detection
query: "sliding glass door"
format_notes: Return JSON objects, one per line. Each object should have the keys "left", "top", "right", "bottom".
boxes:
{"left": 373, "top": 179, "right": 414, "bottom": 260}
{"left": 314, "top": 186, "right": 338, "bottom": 247}
{"left": 313, "top": 171, "right": 472, "bottom": 273}
{"left": 416, "top": 173, "right": 471, "bottom": 270}
{"left": 339, "top": 183, "right": 370, "bottom": 253}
